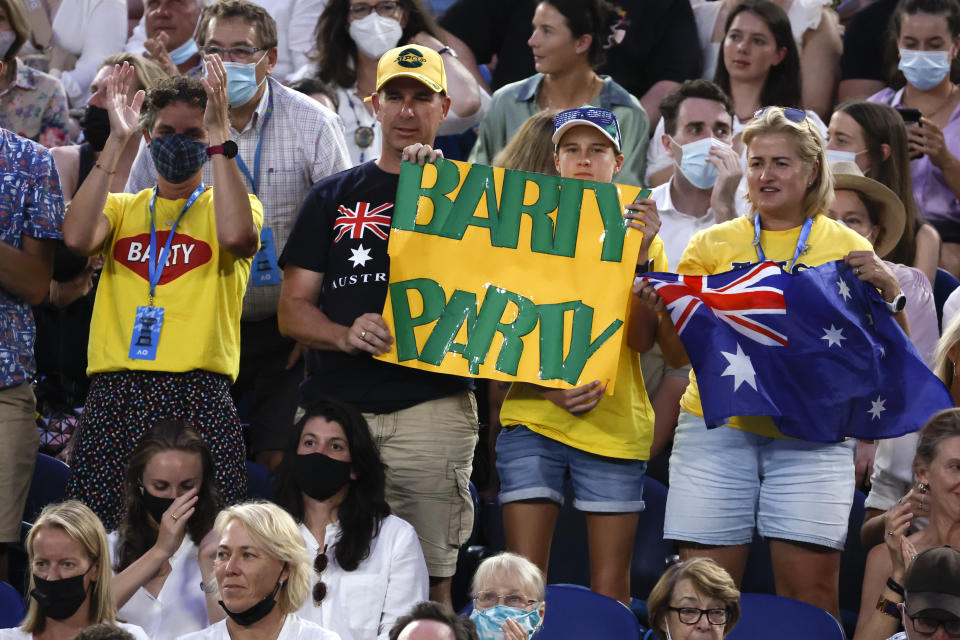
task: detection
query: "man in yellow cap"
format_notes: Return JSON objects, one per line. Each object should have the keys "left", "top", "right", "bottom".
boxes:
{"left": 278, "top": 46, "right": 476, "bottom": 608}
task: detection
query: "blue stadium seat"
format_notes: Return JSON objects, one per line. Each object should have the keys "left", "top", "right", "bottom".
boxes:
{"left": 245, "top": 460, "right": 274, "bottom": 501}
{"left": 630, "top": 478, "right": 675, "bottom": 600}
{"left": 22, "top": 453, "right": 69, "bottom": 523}
{"left": 0, "top": 580, "right": 25, "bottom": 627}
{"left": 934, "top": 267, "right": 960, "bottom": 331}
{"left": 840, "top": 490, "right": 868, "bottom": 635}
{"left": 726, "top": 593, "right": 844, "bottom": 640}
{"left": 536, "top": 584, "right": 640, "bottom": 639}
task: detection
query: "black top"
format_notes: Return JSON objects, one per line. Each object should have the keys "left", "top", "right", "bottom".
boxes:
{"left": 840, "top": 0, "right": 896, "bottom": 82}
{"left": 280, "top": 161, "right": 471, "bottom": 414}
{"left": 438, "top": 0, "right": 701, "bottom": 99}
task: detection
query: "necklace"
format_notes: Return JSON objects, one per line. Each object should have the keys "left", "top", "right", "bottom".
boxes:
{"left": 539, "top": 75, "right": 602, "bottom": 111}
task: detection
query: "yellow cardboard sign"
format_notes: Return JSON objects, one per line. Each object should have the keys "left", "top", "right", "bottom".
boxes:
{"left": 375, "top": 159, "right": 646, "bottom": 393}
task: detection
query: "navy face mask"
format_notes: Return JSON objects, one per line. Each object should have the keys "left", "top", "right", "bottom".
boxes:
{"left": 149, "top": 133, "right": 208, "bottom": 184}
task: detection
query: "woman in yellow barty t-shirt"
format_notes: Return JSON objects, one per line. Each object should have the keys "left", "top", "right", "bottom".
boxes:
{"left": 635, "top": 106, "right": 906, "bottom": 620}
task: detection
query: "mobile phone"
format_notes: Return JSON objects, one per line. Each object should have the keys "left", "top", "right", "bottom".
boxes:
{"left": 897, "top": 107, "right": 923, "bottom": 127}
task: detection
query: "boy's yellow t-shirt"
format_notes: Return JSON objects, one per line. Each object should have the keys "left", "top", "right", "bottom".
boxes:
{"left": 499, "top": 236, "right": 668, "bottom": 460}
{"left": 87, "top": 188, "right": 264, "bottom": 381}
{"left": 677, "top": 214, "right": 873, "bottom": 437}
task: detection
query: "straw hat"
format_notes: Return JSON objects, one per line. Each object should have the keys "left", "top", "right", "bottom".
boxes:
{"left": 830, "top": 161, "right": 906, "bottom": 259}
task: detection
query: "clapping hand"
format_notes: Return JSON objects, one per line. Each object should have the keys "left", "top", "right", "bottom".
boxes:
{"left": 104, "top": 62, "right": 145, "bottom": 144}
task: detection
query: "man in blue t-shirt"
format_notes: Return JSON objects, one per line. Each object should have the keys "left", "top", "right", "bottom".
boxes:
{"left": 278, "top": 45, "right": 477, "bottom": 608}
{"left": 0, "top": 67, "right": 64, "bottom": 579}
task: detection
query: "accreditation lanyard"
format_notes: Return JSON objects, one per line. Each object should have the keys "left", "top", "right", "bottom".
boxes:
{"left": 235, "top": 86, "right": 273, "bottom": 196}
{"left": 147, "top": 183, "right": 205, "bottom": 304}
{"left": 753, "top": 214, "right": 813, "bottom": 272}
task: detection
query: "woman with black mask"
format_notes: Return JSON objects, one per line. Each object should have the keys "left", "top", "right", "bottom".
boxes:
{"left": 108, "top": 420, "right": 222, "bottom": 639}
{"left": 177, "top": 502, "right": 340, "bottom": 640}
{"left": 273, "top": 400, "right": 428, "bottom": 640}
{"left": 50, "top": 53, "right": 166, "bottom": 202}
{"left": 0, "top": 501, "right": 148, "bottom": 639}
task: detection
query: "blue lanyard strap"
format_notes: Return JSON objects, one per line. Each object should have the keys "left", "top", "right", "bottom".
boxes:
{"left": 753, "top": 214, "right": 813, "bottom": 271}
{"left": 148, "top": 183, "right": 205, "bottom": 302}
{"left": 235, "top": 86, "right": 273, "bottom": 196}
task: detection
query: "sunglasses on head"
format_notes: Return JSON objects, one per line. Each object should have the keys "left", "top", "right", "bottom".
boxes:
{"left": 754, "top": 106, "right": 807, "bottom": 124}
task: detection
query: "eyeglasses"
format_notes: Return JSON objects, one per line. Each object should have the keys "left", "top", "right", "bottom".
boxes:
{"left": 200, "top": 45, "right": 265, "bottom": 62}
{"left": 472, "top": 591, "right": 538, "bottom": 609}
{"left": 754, "top": 106, "right": 807, "bottom": 124}
{"left": 312, "top": 546, "right": 328, "bottom": 605}
{"left": 668, "top": 606, "right": 729, "bottom": 626}
{"left": 348, "top": 1, "right": 401, "bottom": 18}
{"left": 910, "top": 615, "right": 960, "bottom": 638}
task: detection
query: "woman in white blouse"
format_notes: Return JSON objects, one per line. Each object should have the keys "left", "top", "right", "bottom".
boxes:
{"left": 273, "top": 400, "right": 429, "bottom": 640}
{"left": 177, "top": 502, "right": 341, "bottom": 640}
{"left": 24, "top": 0, "right": 128, "bottom": 106}
{"left": 109, "top": 420, "right": 223, "bottom": 640}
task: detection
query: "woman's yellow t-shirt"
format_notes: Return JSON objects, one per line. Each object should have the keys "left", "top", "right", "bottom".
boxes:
{"left": 677, "top": 214, "right": 874, "bottom": 438}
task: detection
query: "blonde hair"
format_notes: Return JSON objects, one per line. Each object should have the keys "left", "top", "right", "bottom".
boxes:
{"left": 214, "top": 501, "right": 311, "bottom": 614}
{"left": 99, "top": 53, "right": 169, "bottom": 93}
{"left": 647, "top": 558, "right": 741, "bottom": 639}
{"left": 22, "top": 501, "right": 117, "bottom": 633}
{"left": 0, "top": 0, "right": 29, "bottom": 62}
{"left": 742, "top": 106, "right": 833, "bottom": 220}
{"left": 470, "top": 552, "right": 545, "bottom": 602}
{"left": 493, "top": 110, "right": 560, "bottom": 176}
{"left": 935, "top": 312, "right": 960, "bottom": 387}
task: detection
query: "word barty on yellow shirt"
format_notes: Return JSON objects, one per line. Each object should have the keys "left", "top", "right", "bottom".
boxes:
{"left": 375, "top": 158, "right": 648, "bottom": 393}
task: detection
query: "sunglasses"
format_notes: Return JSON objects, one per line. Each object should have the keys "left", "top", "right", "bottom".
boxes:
{"left": 313, "top": 546, "right": 328, "bottom": 605}
{"left": 754, "top": 106, "right": 807, "bottom": 124}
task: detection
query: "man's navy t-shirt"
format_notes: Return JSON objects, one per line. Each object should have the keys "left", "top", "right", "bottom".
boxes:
{"left": 280, "top": 160, "right": 470, "bottom": 413}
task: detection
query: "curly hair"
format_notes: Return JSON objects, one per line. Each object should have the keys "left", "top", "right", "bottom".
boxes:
{"left": 272, "top": 398, "right": 390, "bottom": 572}
{"left": 114, "top": 419, "right": 219, "bottom": 572}
{"left": 139, "top": 75, "right": 207, "bottom": 133}
{"left": 312, "top": 0, "right": 443, "bottom": 89}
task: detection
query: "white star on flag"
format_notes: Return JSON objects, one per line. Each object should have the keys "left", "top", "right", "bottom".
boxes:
{"left": 868, "top": 395, "right": 887, "bottom": 421}
{"left": 721, "top": 344, "right": 757, "bottom": 391}
{"left": 821, "top": 325, "right": 846, "bottom": 348}
{"left": 348, "top": 244, "right": 372, "bottom": 268}
{"left": 836, "top": 279, "right": 851, "bottom": 301}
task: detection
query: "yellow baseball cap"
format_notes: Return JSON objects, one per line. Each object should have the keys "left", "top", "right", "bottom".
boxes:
{"left": 375, "top": 45, "right": 447, "bottom": 94}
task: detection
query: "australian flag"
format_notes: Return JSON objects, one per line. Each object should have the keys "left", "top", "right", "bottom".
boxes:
{"left": 642, "top": 260, "right": 953, "bottom": 442}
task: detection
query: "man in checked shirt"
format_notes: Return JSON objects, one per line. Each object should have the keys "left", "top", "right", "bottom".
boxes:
{"left": 125, "top": 0, "right": 351, "bottom": 469}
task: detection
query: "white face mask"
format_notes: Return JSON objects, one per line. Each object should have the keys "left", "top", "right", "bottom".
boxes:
{"left": 825, "top": 148, "right": 866, "bottom": 165}
{"left": 671, "top": 136, "right": 731, "bottom": 190}
{"left": 0, "top": 30, "right": 16, "bottom": 59}
{"left": 349, "top": 13, "right": 403, "bottom": 60}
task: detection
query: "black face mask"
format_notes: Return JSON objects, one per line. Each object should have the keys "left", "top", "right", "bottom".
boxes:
{"left": 219, "top": 577, "right": 282, "bottom": 626}
{"left": 294, "top": 452, "right": 352, "bottom": 502}
{"left": 141, "top": 486, "right": 175, "bottom": 525}
{"left": 31, "top": 573, "right": 90, "bottom": 620}
{"left": 79, "top": 105, "right": 111, "bottom": 152}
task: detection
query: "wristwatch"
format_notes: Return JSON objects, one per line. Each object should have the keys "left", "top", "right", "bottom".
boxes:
{"left": 437, "top": 46, "right": 458, "bottom": 58}
{"left": 200, "top": 579, "right": 218, "bottom": 594}
{"left": 885, "top": 291, "right": 907, "bottom": 314}
{"left": 206, "top": 140, "right": 238, "bottom": 159}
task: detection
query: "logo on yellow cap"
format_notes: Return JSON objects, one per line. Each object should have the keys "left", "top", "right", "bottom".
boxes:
{"left": 396, "top": 48, "right": 427, "bottom": 68}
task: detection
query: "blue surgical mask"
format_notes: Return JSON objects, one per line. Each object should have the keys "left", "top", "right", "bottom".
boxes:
{"left": 470, "top": 605, "right": 542, "bottom": 640}
{"left": 825, "top": 148, "right": 866, "bottom": 165}
{"left": 222, "top": 51, "right": 267, "bottom": 108}
{"left": 168, "top": 37, "right": 199, "bottom": 66}
{"left": 898, "top": 49, "right": 952, "bottom": 90}
{"left": 672, "top": 136, "right": 730, "bottom": 190}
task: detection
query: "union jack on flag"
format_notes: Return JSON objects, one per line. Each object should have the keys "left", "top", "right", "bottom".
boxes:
{"left": 649, "top": 262, "right": 788, "bottom": 347}
{"left": 334, "top": 202, "right": 393, "bottom": 242}
{"left": 640, "top": 260, "right": 952, "bottom": 442}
